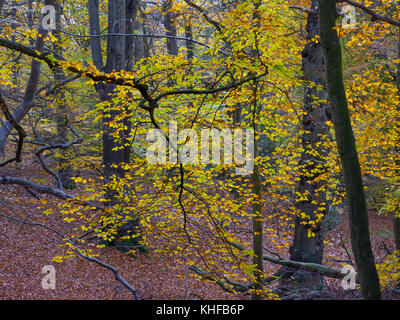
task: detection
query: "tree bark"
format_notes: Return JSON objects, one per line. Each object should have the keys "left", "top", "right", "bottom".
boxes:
{"left": 88, "top": 0, "right": 144, "bottom": 252}
{"left": 288, "top": 0, "right": 329, "bottom": 289}
{"left": 394, "top": 27, "right": 400, "bottom": 252}
{"left": 53, "top": 1, "right": 74, "bottom": 189}
{"left": 318, "top": 0, "right": 381, "bottom": 299}
{"left": 162, "top": 0, "right": 178, "bottom": 56}
{"left": 250, "top": 1, "right": 263, "bottom": 300}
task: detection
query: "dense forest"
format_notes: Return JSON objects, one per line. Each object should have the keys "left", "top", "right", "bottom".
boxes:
{"left": 0, "top": 0, "right": 399, "bottom": 301}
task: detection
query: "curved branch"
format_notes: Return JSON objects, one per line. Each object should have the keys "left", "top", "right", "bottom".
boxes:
{"left": 338, "top": 0, "right": 400, "bottom": 26}
{"left": 0, "top": 93, "right": 27, "bottom": 166}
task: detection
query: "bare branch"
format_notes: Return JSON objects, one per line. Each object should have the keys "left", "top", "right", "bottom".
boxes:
{"left": 35, "top": 137, "right": 83, "bottom": 189}
{"left": 229, "top": 241, "right": 344, "bottom": 279}
{"left": 0, "top": 175, "right": 103, "bottom": 210}
{"left": 0, "top": 93, "right": 27, "bottom": 166}
{"left": 289, "top": 5, "right": 316, "bottom": 14}
{"left": 183, "top": 0, "right": 223, "bottom": 33}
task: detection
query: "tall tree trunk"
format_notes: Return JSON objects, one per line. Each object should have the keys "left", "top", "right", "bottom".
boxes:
{"left": 122, "top": 0, "right": 140, "bottom": 163}
{"left": 102, "top": 0, "right": 126, "bottom": 188}
{"left": 318, "top": 0, "right": 381, "bottom": 299}
{"left": 185, "top": 20, "right": 194, "bottom": 61}
{"left": 394, "top": 27, "right": 400, "bottom": 252}
{"left": 288, "top": 0, "right": 329, "bottom": 289}
{"left": 53, "top": 1, "right": 74, "bottom": 189}
{"left": 162, "top": 0, "right": 178, "bottom": 56}
{"left": 251, "top": 85, "right": 263, "bottom": 300}
{"left": 250, "top": 1, "right": 263, "bottom": 300}
{"left": 88, "top": 0, "right": 144, "bottom": 252}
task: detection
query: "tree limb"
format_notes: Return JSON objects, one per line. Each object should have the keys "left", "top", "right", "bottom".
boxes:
{"left": 0, "top": 93, "right": 27, "bottom": 166}
{"left": 338, "top": 0, "right": 400, "bottom": 26}
{"left": 0, "top": 175, "right": 103, "bottom": 210}
{"left": 229, "top": 241, "right": 344, "bottom": 279}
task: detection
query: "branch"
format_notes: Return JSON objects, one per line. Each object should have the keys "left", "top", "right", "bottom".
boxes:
{"left": 0, "top": 175, "right": 103, "bottom": 210}
{"left": 0, "top": 93, "right": 27, "bottom": 166}
{"left": 37, "top": 74, "right": 81, "bottom": 97}
{"left": 189, "top": 265, "right": 250, "bottom": 292}
{"left": 229, "top": 241, "right": 344, "bottom": 279}
{"left": 55, "top": 29, "right": 230, "bottom": 57}
{"left": 289, "top": 5, "right": 316, "bottom": 14}
{"left": 154, "top": 71, "right": 268, "bottom": 102}
{"left": 183, "top": 0, "right": 223, "bottom": 33}
{"left": 0, "top": 37, "right": 157, "bottom": 109}
{"left": 35, "top": 136, "right": 83, "bottom": 189}
{"left": 338, "top": 0, "right": 400, "bottom": 26}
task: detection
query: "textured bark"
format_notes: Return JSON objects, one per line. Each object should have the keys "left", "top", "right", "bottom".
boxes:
{"left": 318, "top": 0, "right": 381, "bottom": 299}
{"left": 125, "top": 0, "right": 140, "bottom": 71}
{"left": 101, "top": 0, "right": 127, "bottom": 185}
{"left": 89, "top": 0, "right": 140, "bottom": 182}
{"left": 250, "top": 2, "right": 263, "bottom": 300}
{"left": 395, "top": 27, "right": 400, "bottom": 252}
{"left": 88, "top": 0, "right": 104, "bottom": 72}
{"left": 162, "top": 0, "right": 178, "bottom": 56}
{"left": 185, "top": 21, "right": 194, "bottom": 61}
{"left": 251, "top": 149, "right": 263, "bottom": 299}
{"left": 288, "top": 0, "right": 329, "bottom": 288}
{"left": 88, "top": 0, "right": 143, "bottom": 251}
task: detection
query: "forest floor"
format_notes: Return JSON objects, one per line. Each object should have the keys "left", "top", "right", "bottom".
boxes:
{"left": 0, "top": 165, "right": 399, "bottom": 300}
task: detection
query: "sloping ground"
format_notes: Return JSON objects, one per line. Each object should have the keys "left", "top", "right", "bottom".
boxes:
{"left": 0, "top": 167, "right": 398, "bottom": 300}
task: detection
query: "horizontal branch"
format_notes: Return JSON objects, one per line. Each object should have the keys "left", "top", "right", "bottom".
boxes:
{"left": 229, "top": 241, "right": 344, "bottom": 279}
{"left": 289, "top": 5, "right": 316, "bottom": 14}
{"left": 0, "top": 37, "right": 157, "bottom": 110}
{"left": 0, "top": 37, "right": 253, "bottom": 113}
{"left": 55, "top": 30, "right": 230, "bottom": 57}
{"left": 154, "top": 72, "right": 267, "bottom": 102}
{"left": 0, "top": 175, "right": 103, "bottom": 209}
{"left": 189, "top": 265, "right": 250, "bottom": 292}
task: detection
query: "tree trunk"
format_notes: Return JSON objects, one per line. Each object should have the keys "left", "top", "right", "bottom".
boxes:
{"left": 88, "top": 0, "right": 144, "bottom": 253}
{"left": 162, "top": 0, "right": 178, "bottom": 56}
{"left": 394, "top": 27, "right": 400, "bottom": 252}
{"left": 251, "top": 99, "right": 263, "bottom": 300}
{"left": 53, "top": 1, "right": 74, "bottom": 189}
{"left": 288, "top": 0, "right": 329, "bottom": 289}
{"left": 318, "top": 0, "right": 381, "bottom": 299}
{"left": 102, "top": 0, "right": 126, "bottom": 187}
{"left": 0, "top": 0, "right": 54, "bottom": 157}
{"left": 250, "top": 1, "right": 263, "bottom": 300}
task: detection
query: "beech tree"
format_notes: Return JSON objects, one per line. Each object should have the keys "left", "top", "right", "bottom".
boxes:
{"left": 318, "top": 0, "right": 381, "bottom": 299}
{"left": 1, "top": 0, "right": 400, "bottom": 300}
